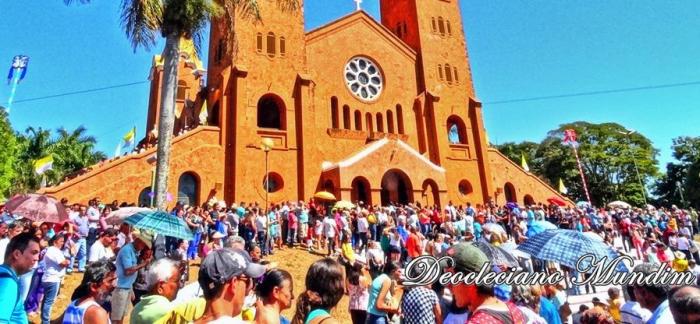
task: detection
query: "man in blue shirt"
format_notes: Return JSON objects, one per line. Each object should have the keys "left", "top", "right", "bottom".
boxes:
{"left": 0, "top": 232, "right": 41, "bottom": 324}
{"left": 110, "top": 230, "right": 152, "bottom": 324}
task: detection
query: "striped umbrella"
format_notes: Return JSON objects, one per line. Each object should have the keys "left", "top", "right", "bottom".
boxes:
{"left": 4, "top": 193, "right": 68, "bottom": 224}
{"left": 125, "top": 210, "right": 193, "bottom": 241}
{"left": 517, "top": 229, "right": 629, "bottom": 272}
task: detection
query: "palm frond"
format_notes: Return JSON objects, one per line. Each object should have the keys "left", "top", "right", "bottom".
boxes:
{"left": 120, "top": 0, "right": 164, "bottom": 51}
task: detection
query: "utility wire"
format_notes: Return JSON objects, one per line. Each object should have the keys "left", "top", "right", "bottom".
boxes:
{"left": 484, "top": 80, "right": 700, "bottom": 105}
{"left": 12, "top": 81, "right": 150, "bottom": 104}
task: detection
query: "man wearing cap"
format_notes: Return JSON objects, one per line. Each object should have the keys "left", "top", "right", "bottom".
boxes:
{"left": 196, "top": 248, "right": 266, "bottom": 323}
{"left": 444, "top": 242, "right": 525, "bottom": 323}
{"left": 111, "top": 230, "right": 153, "bottom": 324}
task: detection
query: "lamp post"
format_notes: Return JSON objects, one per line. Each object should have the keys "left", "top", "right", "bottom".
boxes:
{"left": 261, "top": 138, "right": 274, "bottom": 213}
{"left": 619, "top": 130, "right": 647, "bottom": 205}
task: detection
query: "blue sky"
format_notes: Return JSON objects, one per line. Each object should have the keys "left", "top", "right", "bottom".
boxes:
{"left": 2, "top": 0, "right": 699, "bottom": 169}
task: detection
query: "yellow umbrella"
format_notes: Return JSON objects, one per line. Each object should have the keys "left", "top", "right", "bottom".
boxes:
{"left": 313, "top": 191, "right": 337, "bottom": 201}
{"left": 333, "top": 200, "right": 355, "bottom": 210}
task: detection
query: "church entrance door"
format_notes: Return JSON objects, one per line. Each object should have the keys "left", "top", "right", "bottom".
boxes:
{"left": 380, "top": 169, "right": 413, "bottom": 206}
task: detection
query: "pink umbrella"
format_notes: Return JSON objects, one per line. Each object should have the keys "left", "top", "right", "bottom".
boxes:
{"left": 4, "top": 193, "right": 69, "bottom": 224}
{"left": 104, "top": 207, "right": 152, "bottom": 226}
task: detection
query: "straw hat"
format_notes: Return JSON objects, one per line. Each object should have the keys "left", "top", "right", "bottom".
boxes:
{"left": 132, "top": 229, "right": 153, "bottom": 249}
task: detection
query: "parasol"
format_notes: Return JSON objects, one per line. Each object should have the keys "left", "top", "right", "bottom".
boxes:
{"left": 4, "top": 193, "right": 68, "bottom": 224}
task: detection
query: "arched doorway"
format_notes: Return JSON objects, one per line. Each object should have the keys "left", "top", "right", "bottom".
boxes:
{"left": 351, "top": 177, "right": 371, "bottom": 205}
{"left": 380, "top": 169, "right": 413, "bottom": 206}
{"left": 504, "top": 182, "right": 517, "bottom": 203}
{"left": 178, "top": 172, "right": 199, "bottom": 206}
{"left": 422, "top": 179, "right": 440, "bottom": 208}
{"left": 138, "top": 186, "right": 152, "bottom": 207}
{"left": 524, "top": 194, "right": 535, "bottom": 206}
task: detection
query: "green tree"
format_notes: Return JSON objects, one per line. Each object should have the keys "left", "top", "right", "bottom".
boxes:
{"left": 494, "top": 122, "right": 659, "bottom": 207}
{"left": 653, "top": 136, "right": 700, "bottom": 209}
{"left": 12, "top": 127, "right": 55, "bottom": 193}
{"left": 66, "top": 0, "right": 300, "bottom": 210}
{"left": 493, "top": 141, "right": 541, "bottom": 173}
{"left": 0, "top": 108, "right": 18, "bottom": 199}
{"left": 53, "top": 126, "right": 106, "bottom": 176}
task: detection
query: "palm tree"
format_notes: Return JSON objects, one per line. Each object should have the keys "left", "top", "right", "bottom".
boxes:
{"left": 54, "top": 126, "right": 106, "bottom": 175}
{"left": 66, "top": 0, "right": 300, "bottom": 210}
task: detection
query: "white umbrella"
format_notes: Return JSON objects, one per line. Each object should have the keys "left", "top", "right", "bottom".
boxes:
{"left": 482, "top": 222, "right": 506, "bottom": 235}
{"left": 608, "top": 201, "right": 631, "bottom": 209}
{"left": 104, "top": 207, "right": 152, "bottom": 225}
{"left": 501, "top": 242, "right": 531, "bottom": 259}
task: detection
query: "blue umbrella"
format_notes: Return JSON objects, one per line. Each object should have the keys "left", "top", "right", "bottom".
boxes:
{"left": 505, "top": 202, "right": 519, "bottom": 210}
{"left": 517, "top": 229, "right": 629, "bottom": 272}
{"left": 526, "top": 220, "right": 558, "bottom": 237}
{"left": 125, "top": 210, "right": 194, "bottom": 241}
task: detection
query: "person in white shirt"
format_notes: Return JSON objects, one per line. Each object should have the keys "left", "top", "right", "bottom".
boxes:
{"left": 688, "top": 259, "right": 700, "bottom": 285}
{"left": 41, "top": 233, "right": 70, "bottom": 324}
{"left": 89, "top": 229, "right": 118, "bottom": 263}
{"left": 323, "top": 215, "right": 337, "bottom": 256}
{"left": 357, "top": 213, "right": 369, "bottom": 253}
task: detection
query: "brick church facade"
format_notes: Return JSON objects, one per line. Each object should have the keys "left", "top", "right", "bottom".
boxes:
{"left": 41, "top": 0, "right": 568, "bottom": 209}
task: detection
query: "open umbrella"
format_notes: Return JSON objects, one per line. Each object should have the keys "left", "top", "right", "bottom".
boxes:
{"left": 526, "top": 220, "right": 558, "bottom": 237}
{"left": 4, "top": 193, "right": 68, "bottom": 224}
{"left": 313, "top": 191, "right": 337, "bottom": 201}
{"left": 104, "top": 207, "right": 152, "bottom": 226}
{"left": 332, "top": 200, "right": 355, "bottom": 210}
{"left": 547, "top": 197, "right": 566, "bottom": 207}
{"left": 608, "top": 201, "right": 631, "bottom": 209}
{"left": 582, "top": 231, "right": 604, "bottom": 242}
{"left": 505, "top": 202, "right": 519, "bottom": 210}
{"left": 125, "top": 210, "right": 193, "bottom": 241}
{"left": 501, "top": 242, "right": 531, "bottom": 259}
{"left": 517, "top": 229, "right": 628, "bottom": 272}
{"left": 576, "top": 201, "right": 589, "bottom": 208}
{"left": 471, "top": 241, "right": 520, "bottom": 268}
{"left": 482, "top": 223, "right": 506, "bottom": 235}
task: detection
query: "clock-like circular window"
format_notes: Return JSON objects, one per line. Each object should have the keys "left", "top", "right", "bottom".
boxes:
{"left": 344, "top": 57, "right": 383, "bottom": 101}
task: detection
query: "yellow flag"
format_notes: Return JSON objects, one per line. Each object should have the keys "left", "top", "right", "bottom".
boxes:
{"left": 521, "top": 153, "right": 529, "bottom": 172}
{"left": 34, "top": 155, "right": 54, "bottom": 175}
{"left": 559, "top": 178, "right": 568, "bottom": 194}
{"left": 123, "top": 127, "right": 136, "bottom": 147}
{"left": 199, "top": 100, "right": 208, "bottom": 125}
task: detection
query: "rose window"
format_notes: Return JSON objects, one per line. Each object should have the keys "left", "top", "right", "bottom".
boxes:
{"left": 344, "top": 57, "right": 383, "bottom": 101}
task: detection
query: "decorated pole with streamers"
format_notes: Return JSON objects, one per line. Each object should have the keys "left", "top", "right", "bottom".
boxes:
{"left": 6, "top": 55, "right": 29, "bottom": 113}
{"left": 563, "top": 129, "right": 591, "bottom": 205}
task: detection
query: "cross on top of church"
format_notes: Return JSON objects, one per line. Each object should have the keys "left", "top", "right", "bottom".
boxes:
{"left": 354, "top": 0, "right": 362, "bottom": 11}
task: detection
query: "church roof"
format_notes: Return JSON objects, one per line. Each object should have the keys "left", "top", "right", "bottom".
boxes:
{"left": 322, "top": 138, "right": 445, "bottom": 173}
{"left": 305, "top": 10, "right": 417, "bottom": 61}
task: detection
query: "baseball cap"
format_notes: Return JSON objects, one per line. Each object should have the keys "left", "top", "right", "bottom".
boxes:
{"left": 442, "top": 242, "right": 489, "bottom": 273}
{"left": 199, "top": 248, "right": 266, "bottom": 292}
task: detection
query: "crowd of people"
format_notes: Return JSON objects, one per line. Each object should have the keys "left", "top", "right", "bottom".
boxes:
{"left": 1, "top": 196, "right": 700, "bottom": 324}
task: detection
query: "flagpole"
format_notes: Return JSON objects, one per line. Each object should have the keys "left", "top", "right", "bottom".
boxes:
{"left": 571, "top": 143, "right": 592, "bottom": 205}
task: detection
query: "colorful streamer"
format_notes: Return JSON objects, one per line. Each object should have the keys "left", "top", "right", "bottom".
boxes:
{"left": 563, "top": 129, "right": 592, "bottom": 205}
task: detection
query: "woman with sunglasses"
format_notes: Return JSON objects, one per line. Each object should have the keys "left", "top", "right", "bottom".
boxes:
{"left": 254, "top": 269, "right": 294, "bottom": 324}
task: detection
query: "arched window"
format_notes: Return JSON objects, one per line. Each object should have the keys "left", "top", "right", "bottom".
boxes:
{"left": 438, "top": 17, "right": 445, "bottom": 36}
{"left": 446, "top": 20, "right": 452, "bottom": 36}
{"left": 257, "top": 94, "right": 285, "bottom": 129}
{"left": 446, "top": 115, "right": 468, "bottom": 144}
{"left": 176, "top": 80, "right": 188, "bottom": 101}
{"left": 342, "top": 105, "right": 351, "bottom": 129}
{"left": 279, "top": 36, "right": 286, "bottom": 57}
{"left": 266, "top": 32, "right": 276, "bottom": 58}
{"left": 256, "top": 33, "right": 263, "bottom": 53}
{"left": 396, "top": 104, "right": 405, "bottom": 134}
{"left": 330, "top": 97, "right": 339, "bottom": 129}
{"left": 437, "top": 64, "right": 443, "bottom": 81}
{"left": 178, "top": 172, "right": 199, "bottom": 206}
{"left": 386, "top": 110, "right": 395, "bottom": 133}
{"left": 354, "top": 110, "right": 362, "bottom": 130}
{"left": 445, "top": 64, "right": 453, "bottom": 84}
{"left": 453, "top": 67, "right": 459, "bottom": 84}
{"left": 376, "top": 113, "right": 384, "bottom": 132}
{"left": 458, "top": 180, "right": 473, "bottom": 196}
{"left": 431, "top": 18, "right": 437, "bottom": 33}
{"left": 366, "top": 112, "right": 374, "bottom": 132}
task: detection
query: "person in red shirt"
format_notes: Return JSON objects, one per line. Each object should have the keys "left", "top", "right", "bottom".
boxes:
{"left": 405, "top": 225, "right": 422, "bottom": 263}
